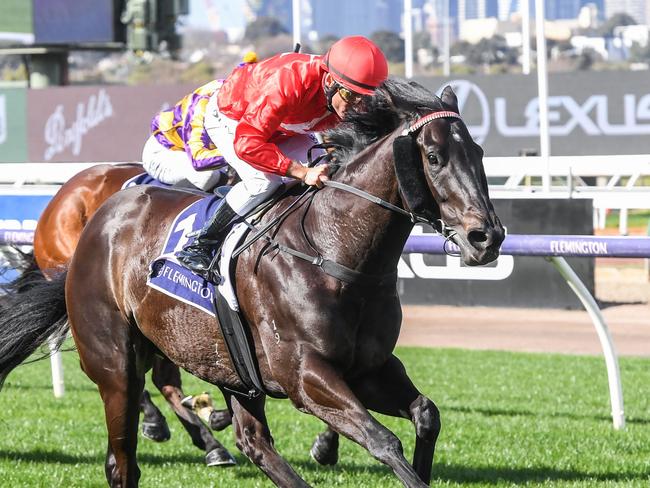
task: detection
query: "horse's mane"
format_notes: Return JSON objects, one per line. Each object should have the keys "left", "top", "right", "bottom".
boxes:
{"left": 324, "top": 78, "right": 446, "bottom": 164}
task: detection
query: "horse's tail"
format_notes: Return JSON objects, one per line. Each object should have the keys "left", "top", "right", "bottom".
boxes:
{"left": 0, "top": 271, "right": 68, "bottom": 391}
{"left": 0, "top": 249, "right": 44, "bottom": 295}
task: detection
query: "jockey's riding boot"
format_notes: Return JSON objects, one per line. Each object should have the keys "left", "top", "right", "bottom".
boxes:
{"left": 176, "top": 201, "right": 238, "bottom": 277}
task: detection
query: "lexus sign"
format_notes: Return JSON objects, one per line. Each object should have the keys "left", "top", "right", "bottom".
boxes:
{"left": 420, "top": 69, "right": 650, "bottom": 156}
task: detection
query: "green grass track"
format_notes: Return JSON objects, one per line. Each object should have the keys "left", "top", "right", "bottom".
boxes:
{"left": 0, "top": 345, "right": 648, "bottom": 487}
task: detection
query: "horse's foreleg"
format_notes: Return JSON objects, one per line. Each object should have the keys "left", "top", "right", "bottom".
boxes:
{"left": 150, "top": 356, "right": 236, "bottom": 466}
{"left": 349, "top": 354, "right": 440, "bottom": 484}
{"left": 295, "top": 352, "right": 429, "bottom": 488}
{"left": 228, "top": 393, "right": 309, "bottom": 487}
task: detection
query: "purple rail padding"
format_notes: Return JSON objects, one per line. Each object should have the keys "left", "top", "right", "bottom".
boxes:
{"left": 3, "top": 229, "right": 650, "bottom": 258}
{"left": 1, "top": 229, "right": 34, "bottom": 246}
{"left": 404, "top": 234, "right": 650, "bottom": 258}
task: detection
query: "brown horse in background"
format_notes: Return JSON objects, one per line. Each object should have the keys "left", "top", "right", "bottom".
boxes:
{"left": 11, "top": 163, "right": 235, "bottom": 466}
{"left": 0, "top": 79, "right": 504, "bottom": 486}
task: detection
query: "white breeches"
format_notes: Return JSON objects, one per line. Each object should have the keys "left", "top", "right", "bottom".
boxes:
{"left": 203, "top": 93, "right": 323, "bottom": 216}
{"left": 141, "top": 136, "right": 226, "bottom": 191}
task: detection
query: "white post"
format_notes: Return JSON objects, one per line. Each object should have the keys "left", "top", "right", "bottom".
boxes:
{"left": 598, "top": 208, "right": 607, "bottom": 230}
{"left": 620, "top": 209, "right": 628, "bottom": 235}
{"left": 404, "top": 0, "right": 413, "bottom": 79}
{"left": 535, "top": 0, "right": 551, "bottom": 191}
{"left": 521, "top": 0, "right": 531, "bottom": 75}
{"left": 292, "top": 0, "right": 301, "bottom": 51}
{"left": 443, "top": 0, "right": 450, "bottom": 76}
{"left": 49, "top": 339, "right": 64, "bottom": 398}
{"left": 548, "top": 257, "right": 625, "bottom": 430}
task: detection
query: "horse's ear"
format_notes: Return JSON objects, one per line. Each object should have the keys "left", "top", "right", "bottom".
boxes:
{"left": 441, "top": 85, "right": 459, "bottom": 114}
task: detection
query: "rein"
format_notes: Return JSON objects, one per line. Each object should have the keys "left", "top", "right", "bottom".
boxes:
{"left": 321, "top": 180, "right": 455, "bottom": 238}
{"left": 233, "top": 185, "right": 397, "bottom": 287}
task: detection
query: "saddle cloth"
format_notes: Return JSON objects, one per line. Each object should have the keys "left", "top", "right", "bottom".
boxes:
{"left": 121, "top": 172, "right": 172, "bottom": 190}
{"left": 147, "top": 195, "right": 247, "bottom": 315}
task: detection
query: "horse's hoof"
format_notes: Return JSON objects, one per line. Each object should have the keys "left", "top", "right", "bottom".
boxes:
{"left": 141, "top": 420, "right": 171, "bottom": 442}
{"left": 205, "top": 447, "right": 237, "bottom": 467}
{"left": 310, "top": 432, "right": 339, "bottom": 466}
{"left": 209, "top": 409, "right": 232, "bottom": 431}
{"left": 180, "top": 395, "right": 195, "bottom": 409}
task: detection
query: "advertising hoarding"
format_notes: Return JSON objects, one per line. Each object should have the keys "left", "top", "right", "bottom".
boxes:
{"left": 416, "top": 70, "right": 650, "bottom": 156}
{"left": 27, "top": 83, "right": 195, "bottom": 162}
{"left": 399, "top": 199, "right": 594, "bottom": 309}
{"left": 19, "top": 69, "right": 650, "bottom": 163}
{"left": 0, "top": 0, "right": 33, "bottom": 43}
{"left": 0, "top": 88, "right": 28, "bottom": 162}
{"left": 32, "top": 0, "right": 115, "bottom": 44}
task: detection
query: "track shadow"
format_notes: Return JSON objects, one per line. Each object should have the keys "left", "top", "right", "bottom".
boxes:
{"left": 433, "top": 462, "right": 649, "bottom": 484}
{"left": 1, "top": 448, "right": 647, "bottom": 484}
{"left": 445, "top": 403, "right": 650, "bottom": 425}
{"left": 598, "top": 299, "right": 646, "bottom": 309}
{"left": 445, "top": 403, "right": 615, "bottom": 423}
{"left": 0, "top": 448, "right": 100, "bottom": 465}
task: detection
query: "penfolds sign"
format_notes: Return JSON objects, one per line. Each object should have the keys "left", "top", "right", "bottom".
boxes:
{"left": 28, "top": 83, "right": 194, "bottom": 162}
{"left": 43, "top": 89, "right": 114, "bottom": 160}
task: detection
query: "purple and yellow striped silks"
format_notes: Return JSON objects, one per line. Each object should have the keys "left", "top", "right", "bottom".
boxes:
{"left": 150, "top": 80, "right": 227, "bottom": 171}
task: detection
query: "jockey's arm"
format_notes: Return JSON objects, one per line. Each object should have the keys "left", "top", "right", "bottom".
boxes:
{"left": 184, "top": 100, "right": 226, "bottom": 171}
{"left": 233, "top": 69, "right": 330, "bottom": 188}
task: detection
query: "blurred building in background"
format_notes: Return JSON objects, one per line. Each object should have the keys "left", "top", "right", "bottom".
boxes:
{"left": 605, "top": 0, "right": 648, "bottom": 24}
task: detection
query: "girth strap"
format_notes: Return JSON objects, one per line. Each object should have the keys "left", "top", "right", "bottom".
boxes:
{"left": 213, "top": 291, "right": 285, "bottom": 399}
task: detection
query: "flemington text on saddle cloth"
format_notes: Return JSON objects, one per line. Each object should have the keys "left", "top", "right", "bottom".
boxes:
{"left": 147, "top": 195, "right": 245, "bottom": 316}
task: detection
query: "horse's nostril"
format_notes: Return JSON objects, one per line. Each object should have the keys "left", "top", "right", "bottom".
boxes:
{"left": 467, "top": 229, "right": 488, "bottom": 245}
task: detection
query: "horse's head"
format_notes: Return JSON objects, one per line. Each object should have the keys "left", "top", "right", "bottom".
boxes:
{"left": 392, "top": 85, "right": 505, "bottom": 266}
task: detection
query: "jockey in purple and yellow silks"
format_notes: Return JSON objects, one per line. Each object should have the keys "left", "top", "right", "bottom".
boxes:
{"left": 151, "top": 80, "right": 226, "bottom": 170}
{"left": 141, "top": 53, "right": 260, "bottom": 191}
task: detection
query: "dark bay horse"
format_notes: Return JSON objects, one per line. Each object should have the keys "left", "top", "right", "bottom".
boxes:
{"left": 0, "top": 79, "right": 504, "bottom": 487}
{"left": 11, "top": 162, "right": 235, "bottom": 465}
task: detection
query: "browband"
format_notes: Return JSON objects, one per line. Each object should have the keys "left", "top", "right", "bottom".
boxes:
{"left": 402, "top": 110, "right": 462, "bottom": 135}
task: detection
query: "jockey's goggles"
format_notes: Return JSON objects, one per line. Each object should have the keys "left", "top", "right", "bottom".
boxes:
{"left": 336, "top": 84, "right": 363, "bottom": 104}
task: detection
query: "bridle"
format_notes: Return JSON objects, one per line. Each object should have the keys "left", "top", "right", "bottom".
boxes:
{"left": 395, "top": 109, "right": 464, "bottom": 255}
{"left": 318, "top": 109, "right": 463, "bottom": 242}
{"left": 232, "top": 109, "right": 466, "bottom": 279}
{"left": 401, "top": 110, "right": 462, "bottom": 136}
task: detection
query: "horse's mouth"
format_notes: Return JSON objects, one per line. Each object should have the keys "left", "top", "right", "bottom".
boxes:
{"left": 461, "top": 247, "right": 501, "bottom": 266}
{"left": 453, "top": 231, "right": 504, "bottom": 266}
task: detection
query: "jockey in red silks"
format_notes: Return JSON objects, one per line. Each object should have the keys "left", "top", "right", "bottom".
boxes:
{"left": 170, "top": 36, "right": 389, "bottom": 278}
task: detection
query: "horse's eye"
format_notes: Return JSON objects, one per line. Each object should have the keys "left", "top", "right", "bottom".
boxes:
{"left": 427, "top": 153, "right": 438, "bottom": 165}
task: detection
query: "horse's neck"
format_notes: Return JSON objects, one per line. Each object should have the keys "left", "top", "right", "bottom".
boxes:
{"left": 312, "top": 134, "right": 413, "bottom": 274}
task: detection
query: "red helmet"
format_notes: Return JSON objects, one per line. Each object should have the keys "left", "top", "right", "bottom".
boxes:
{"left": 322, "top": 36, "right": 388, "bottom": 96}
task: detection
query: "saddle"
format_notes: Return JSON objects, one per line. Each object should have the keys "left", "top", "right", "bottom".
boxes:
{"left": 147, "top": 183, "right": 300, "bottom": 399}
{"left": 122, "top": 169, "right": 237, "bottom": 194}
